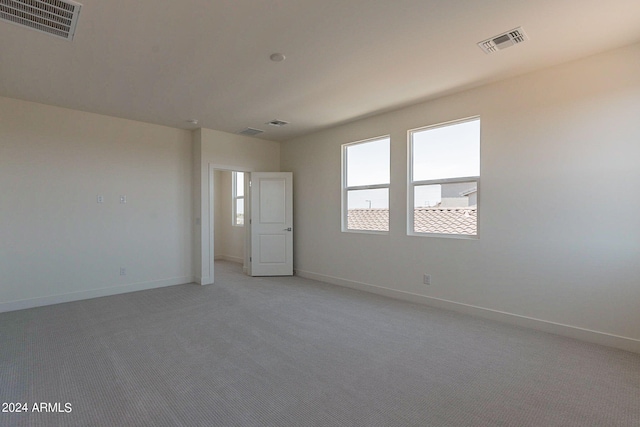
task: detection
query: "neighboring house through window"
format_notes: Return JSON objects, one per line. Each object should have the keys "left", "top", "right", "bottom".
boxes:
{"left": 233, "top": 171, "right": 244, "bottom": 226}
{"left": 409, "top": 117, "right": 480, "bottom": 237}
{"left": 342, "top": 136, "right": 390, "bottom": 232}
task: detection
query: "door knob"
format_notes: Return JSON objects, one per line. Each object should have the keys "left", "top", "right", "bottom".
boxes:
{"left": 284, "top": 227, "right": 292, "bottom": 231}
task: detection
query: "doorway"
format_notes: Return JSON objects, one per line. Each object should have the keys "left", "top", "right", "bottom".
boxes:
{"left": 203, "top": 166, "right": 293, "bottom": 284}
{"left": 207, "top": 166, "right": 251, "bottom": 284}
{"left": 213, "top": 170, "right": 245, "bottom": 265}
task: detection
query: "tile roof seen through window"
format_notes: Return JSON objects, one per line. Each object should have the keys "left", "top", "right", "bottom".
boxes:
{"left": 347, "top": 208, "right": 477, "bottom": 235}
{"left": 413, "top": 207, "right": 477, "bottom": 235}
{"left": 347, "top": 209, "right": 389, "bottom": 231}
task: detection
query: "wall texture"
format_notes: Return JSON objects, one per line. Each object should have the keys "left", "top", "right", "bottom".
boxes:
{"left": 0, "top": 97, "right": 193, "bottom": 311}
{"left": 280, "top": 43, "right": 640, "bottom": 352}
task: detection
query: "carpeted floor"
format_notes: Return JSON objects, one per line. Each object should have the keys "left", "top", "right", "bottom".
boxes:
{"left": 1, "top": 261, "right": 639, "bottom": 426}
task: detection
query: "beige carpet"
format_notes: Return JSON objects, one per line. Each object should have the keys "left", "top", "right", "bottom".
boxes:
{"left": 1, "top": 261, "right": 639, "bottom": 426}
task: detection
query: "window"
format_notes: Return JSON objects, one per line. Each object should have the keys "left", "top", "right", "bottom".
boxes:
{"left": 342, "top": 136, "right": 390, "bottom": 232}
{"left": 232, "top": 171, "right": 244, "bottom": 226}
{"left": 409, "top": 117, "right": 480, "bottom": 237}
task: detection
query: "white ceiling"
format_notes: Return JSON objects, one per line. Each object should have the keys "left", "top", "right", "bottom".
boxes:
{"left": 2, "top": 0, "right": 640, "bottom": 141}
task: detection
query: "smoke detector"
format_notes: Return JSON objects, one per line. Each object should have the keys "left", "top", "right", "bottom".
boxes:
{"left": 0, "top": 0, "right": 82, "bottom": 41}
{"left": 269, "top": 53, "right": 286, "bottom": 62}
{"left": 478, "top": 27, "right": 528, "bottom": 54}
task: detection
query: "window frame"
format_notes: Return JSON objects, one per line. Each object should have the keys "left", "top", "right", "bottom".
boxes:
{"left": 341, "top": 135, "right": 391, "bottom": 234}
{"left": 232, "top": 171, "right": 245, "bottom": 227}
{"left": 408, "top": 116, "right": 480, "bottom": 239}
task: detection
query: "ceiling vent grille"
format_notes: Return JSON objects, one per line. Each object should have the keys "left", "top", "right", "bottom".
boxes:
{"left": 0, "top": 0, "right": 82, "bottom": 40}
{"left": 239, "top": 128, "right": 264, "bottom": 136}
{"left": 267, "top": 119, "right": 288, "bottom": 127}
{"left": 478, "top": 27, "right": 528, "bottom": 54}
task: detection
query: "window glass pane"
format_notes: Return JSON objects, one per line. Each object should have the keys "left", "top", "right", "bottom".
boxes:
{"left": 347, "top": 188, "right": 389, "bottom": 231}
{"left": 413, "top": 182, "right": 477, "bottom": 235}
{"left": 346, "top": 137, "right": 390, "bottom": 187}
{"left": 236, "top": 198, "right": 244, "bottom": 225}
{"left": 412, "top": 119, "right": 480, "bottom": 181}
{"left": 414, "top": 184, "right": 442, "bottom": 208}
{"left": 236, "top": 172, "right": 244, "bottom": 197}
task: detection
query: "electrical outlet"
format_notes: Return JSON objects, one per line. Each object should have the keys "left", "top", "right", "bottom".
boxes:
{"left": 97, "top": 195, "right": 104, "bottom": 203}
{"left": 120, "top": 267, "right": 126, "bottom": 276}
{"left": 120, "top": 195, "right": 127, "bottom": 204}
{"left": 423, "top": 274, "right": 431, "bottom": 285}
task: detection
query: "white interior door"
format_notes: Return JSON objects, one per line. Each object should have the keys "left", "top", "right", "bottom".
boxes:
{"left": 250, "top": 172, "right": 293, "bottom": 276}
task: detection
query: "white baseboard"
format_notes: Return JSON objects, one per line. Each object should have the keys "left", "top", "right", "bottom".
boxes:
{"left": 214, "top": 254, "right": 244, "bottom": 264}
{"left": 295, "top": 269, "right": 640, "bottom": 354}
{"left": 0, "top": 276, "right": 195, "bottom": 313}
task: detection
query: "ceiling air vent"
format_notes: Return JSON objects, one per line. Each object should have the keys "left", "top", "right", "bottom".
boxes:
{"left": 267, "top": 119, "right": 288, "bottom": 127}
{"left": 239, "top": 128, "right": 264, "bottom": 136}
{"left": 0, "top": 0, "right": 82, "bottom": 40}
{"left": 478, "top": 27, "right": 528, "bottom": 54}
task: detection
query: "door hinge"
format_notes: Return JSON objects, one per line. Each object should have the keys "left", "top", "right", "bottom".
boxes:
{"left": 250, "top": 257, "right": 252, "bottom": 262}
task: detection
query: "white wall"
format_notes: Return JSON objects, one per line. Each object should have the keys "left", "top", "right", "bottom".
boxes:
{"left": 0, "top": 97, "right": 193, "bottom": 311}
{"left": 193, "top": 128, "right": 280, "bottom": 284}
{"left": 281, "top": 43, "right": 640, "bottom": 352}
